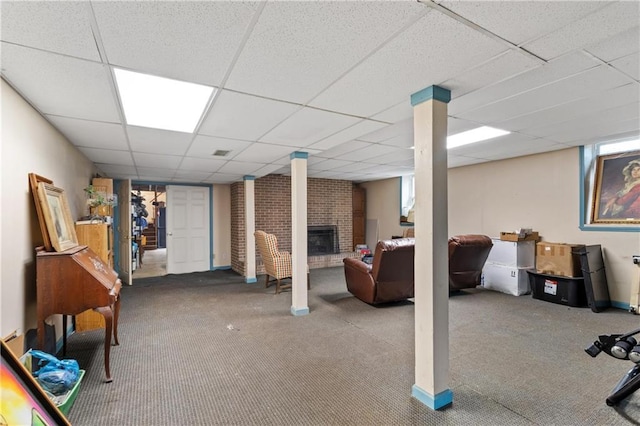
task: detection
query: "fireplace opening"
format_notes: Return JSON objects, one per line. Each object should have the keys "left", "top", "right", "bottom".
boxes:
{"left": 308, "top": 225, "right": 339, "bottom": 255}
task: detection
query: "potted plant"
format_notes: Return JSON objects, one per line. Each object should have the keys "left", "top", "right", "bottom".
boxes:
{"left": 84, "top": 185, "right": 116, "bottom": 217}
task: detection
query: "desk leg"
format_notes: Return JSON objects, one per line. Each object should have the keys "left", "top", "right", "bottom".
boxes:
{"left": 95, "top": 306, "right": 114, "bottom": 383}
{"left": 113, "top": 296, "right": 120, "bottom": 346}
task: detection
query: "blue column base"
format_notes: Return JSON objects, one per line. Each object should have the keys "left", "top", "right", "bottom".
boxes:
{"left": 245, "top": 277, "right": 257, "bottom": 284}
{"left": 290, "top": 306, "right": 309, "bottom": 316}
{"left": 412, "top": 385, "right": 453, "bottom": 410}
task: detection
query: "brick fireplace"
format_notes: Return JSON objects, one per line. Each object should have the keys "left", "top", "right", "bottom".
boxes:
{"left": 230, "top": 175, "right": 359, "bottom": 276}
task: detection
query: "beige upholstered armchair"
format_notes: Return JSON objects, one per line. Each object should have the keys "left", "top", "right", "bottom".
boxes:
{"left": 254, "top": 230, "right": 310, "bottom": 294}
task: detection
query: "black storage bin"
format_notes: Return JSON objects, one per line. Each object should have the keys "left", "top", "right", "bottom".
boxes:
{"left": 527, "top": 270, "right": 587, "bottom": 307}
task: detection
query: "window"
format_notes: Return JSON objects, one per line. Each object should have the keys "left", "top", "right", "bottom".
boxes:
{"left": 581, "top": 137, "right": 640, "bottom": 230}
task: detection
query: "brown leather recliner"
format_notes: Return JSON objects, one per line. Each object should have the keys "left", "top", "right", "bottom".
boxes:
{"left": 448, "top": 234, "right": 493, "bottom": 291}
{"left": 343, "top": 238, "right": 414, "bottom": 304}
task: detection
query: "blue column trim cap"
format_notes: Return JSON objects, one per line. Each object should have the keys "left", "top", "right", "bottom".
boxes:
{"left": 290, "top": 151, "right": 309, "bottom": 160}
{"left": 243, "top": 175, "right": 255, "bottom": 181}
{"left": 245, "top": 277, "right": 257, "bottom": 284}
{"left": 411, "top": 85, "right": 451, "bottom": 106}
{"left": 291, "top": 306, "right": 310, "bottom": 316}
{"left": 411, "top": 385, "right": 453, "bottom": 410}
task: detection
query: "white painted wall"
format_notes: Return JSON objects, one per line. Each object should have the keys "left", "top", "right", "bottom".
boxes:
{"left": 360, "top": 147, "right": 639, "bottom": 305}
{"left": 1, "top": 79, "right": 96, "bottom": 338}
{"left": 212, "top": 184, "right": 231, "bottom": 268}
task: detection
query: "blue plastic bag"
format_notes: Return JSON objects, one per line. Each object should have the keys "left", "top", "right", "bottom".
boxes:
{"left": 30, "top": 350, "right": 80, "bottom": 395}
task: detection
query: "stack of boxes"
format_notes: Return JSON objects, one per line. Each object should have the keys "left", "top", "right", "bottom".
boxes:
{"left": 482, "top": 238, "right": 536, "bottom": 296}
{"left": 528, "top": 242, "right": 587, "bottom": 307}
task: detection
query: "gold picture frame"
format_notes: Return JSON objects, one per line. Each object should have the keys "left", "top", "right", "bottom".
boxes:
{"left": 592, "top": 150, "right": 640, "bottom": 224}
{"left": 36, "top": 182, "right": 79, "bottom": 251}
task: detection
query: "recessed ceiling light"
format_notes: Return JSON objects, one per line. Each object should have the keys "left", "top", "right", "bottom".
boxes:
{"left": 114, "top": 68, "right": 215, "bottom": 133}
{"left": 447, "top": 126, "right": 510, "bottom": 149}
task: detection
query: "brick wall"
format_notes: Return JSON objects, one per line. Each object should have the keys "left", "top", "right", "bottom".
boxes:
{"left": 230, "top": 175, "right": 355, "bottom": 276}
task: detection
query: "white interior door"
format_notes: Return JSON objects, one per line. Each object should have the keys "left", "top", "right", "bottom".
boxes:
{"left": 166, "top": 185, "right": 210, "bottom": 274}
{"left": 116, "top": 179, "right": 132, "bottom": 284}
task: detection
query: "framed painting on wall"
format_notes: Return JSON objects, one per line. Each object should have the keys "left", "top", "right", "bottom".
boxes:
{"left": 592, "top": 150, "right": 640, "bottom": 224}
{"left": 36, "top": 182, "right": 79, "bottom": 251}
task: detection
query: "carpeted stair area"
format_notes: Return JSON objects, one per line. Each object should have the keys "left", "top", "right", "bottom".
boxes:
{"left": 64, "top": 267, "right": 639, "bottom": 425}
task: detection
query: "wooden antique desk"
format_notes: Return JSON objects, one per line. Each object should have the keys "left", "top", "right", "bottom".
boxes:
{"left": 36, "top": 245, "right": 121, "bottom": 382}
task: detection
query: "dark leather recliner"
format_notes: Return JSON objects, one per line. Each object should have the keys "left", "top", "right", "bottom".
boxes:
{"left": 343, "top": 238, "right": 414, "bottom": 304}
{"left": 448, "top": 234, "right": 493, "bottom": 291}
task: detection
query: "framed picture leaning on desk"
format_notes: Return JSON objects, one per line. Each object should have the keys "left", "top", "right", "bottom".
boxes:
{"left": 36, "top": 182, "right": 79, "bottom": 251}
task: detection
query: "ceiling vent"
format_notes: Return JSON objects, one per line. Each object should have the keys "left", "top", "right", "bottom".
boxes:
{"left": 212, "top": 150, "right": 230, "bottom": 157}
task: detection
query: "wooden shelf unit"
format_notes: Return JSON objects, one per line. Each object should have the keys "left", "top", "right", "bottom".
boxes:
{"left": 74, "top": 223, "right": 114, "bottom": 331}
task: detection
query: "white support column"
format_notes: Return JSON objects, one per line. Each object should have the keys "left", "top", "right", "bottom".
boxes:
{"left": 290, "top": 152, "right": 309, "bottom": 316}
{"left": 244, "top": 175, "right": 257, "bottom": 284}
{"left": 411, "top": 85, "right": 452, "bottom": 410}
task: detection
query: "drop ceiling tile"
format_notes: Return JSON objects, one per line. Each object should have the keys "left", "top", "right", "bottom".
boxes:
{"left": 260, "top": 107, "right": 360, "bottom": 147}
{"left": 199, "top": 90, "right": 301, "bottom": 140}
{"left": 1, "top": 43, "right": 120, "bottom": 122}
{"left": 186, "top": 135, "right": 253, "bottom": 159}
{"left": 254, "top": 164, "right": 285, "bottom": 178}
{"left": 133, "top": 152, "right": 182, "bottom": 169}
{"left": 0, "top": 2, "right": 100, "bottom": 61}
{"left": 309, "top": 11, "right": 506, "bottom": 117}
{"left": 448, "top": 51, "right": 598, "bottom": 116}
{"left": 203, "top": 173, "right": 244, "bottom": 184}
{"left": 308, "top": 159, "right": 354, "bottom": 171}
{"left": 172, "top": 170, "right": 212, "bottom": 181}
{"left": 315, "top": 141, "right": 373, "bottom": 159}
{"left": 95, "top": 163, "right": 138, "bottom": 177}
{"left": 92, "top": 2, "right": 259, "bottom": 86}
{"left": 370, "top": 101, "right": 413, "bottom": 124}
{"left": 610, "top": 52, "right": 640, "bottom": 81}
{"left": 127, "top": 126, "right": 193, "bottom": 155}
{"left": 441, "top": 1, "right": 608, "bottom": 45}
{"left": 232, "top": 143, "right": 296, "bottom": 164}
{"left": 46, "top": 116, "right": 128, "bottom": 150}
{"left": 308, "top": 120, "right": 388, "bottom": 150}
{"left": 78, "top": 147, "right": 134, "bottom": 165}
{"left": 498, "top": 83, "right": 640, "bottom": 133}
{"left": 178, "top": 157, "right": 227, "bottom": 173}
{"left": 457, "top": 65, "right": 631, "bottom": 124}
{"left": 448, "top": 117, "right": 482, "bottom": 135}
{"left": 378, "top": 133, "right": 414, "bottom": 149}
{"left": 217, "top": 161, "right": 265, "bottom": 175}
{"left": 584, "top": 26, "right": 640, "bottom": 62}
{"left": 137, "top": 167, "right": 177, "bottom": 179}
{"left": 336, "top": 144, "right": 400, "bottom": 162}
{"left": 522, "top": 2, "right": 640, "bottom": 60}
{"left": 226, "top": 1, "right": 426, "bottom": 103}
{"left": 537, "top": 109, "right": 640, "bottom": 144}
{"left": 442, "top": 50, "right": 541, "bottom": 98}
{"left": 358, "top": 119, "right": 412, "bottom": 143}
{"left": 329, "top": 161, "right": 385, "bottom": 173}
{"left": 363, "top": 149, "right": 414, "bottom": 165}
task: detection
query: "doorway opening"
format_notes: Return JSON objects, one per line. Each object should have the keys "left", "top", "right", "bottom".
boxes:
{"left": 132, "top": 184, "right": 167, "bottom": 279}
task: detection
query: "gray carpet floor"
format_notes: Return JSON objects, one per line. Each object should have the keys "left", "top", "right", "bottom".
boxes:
{"left": 64, "top": 267, "right": 640, "bottom": 425}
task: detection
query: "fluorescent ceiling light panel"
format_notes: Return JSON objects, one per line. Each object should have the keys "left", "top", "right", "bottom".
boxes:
{"left": 447, "top": 126, "right": 510, "bottom": 149}
{"left": 114, "top": 68, "right": 214, "bottom": 133}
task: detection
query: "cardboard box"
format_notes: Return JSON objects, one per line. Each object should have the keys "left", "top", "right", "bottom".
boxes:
{"left": 500, "top": 231, "right": 539, "bottom": 242}
{"left": 488, "top": 239, "right": 535, "bottom": 268}
{"left": 2, "top": 330, "right": 24, "bottom": 357}
{"left": 482, "top": 262, "right": 530, "bottom": 296}
{"left": 536, "top": 242, "right": 585, "bottom": 277}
